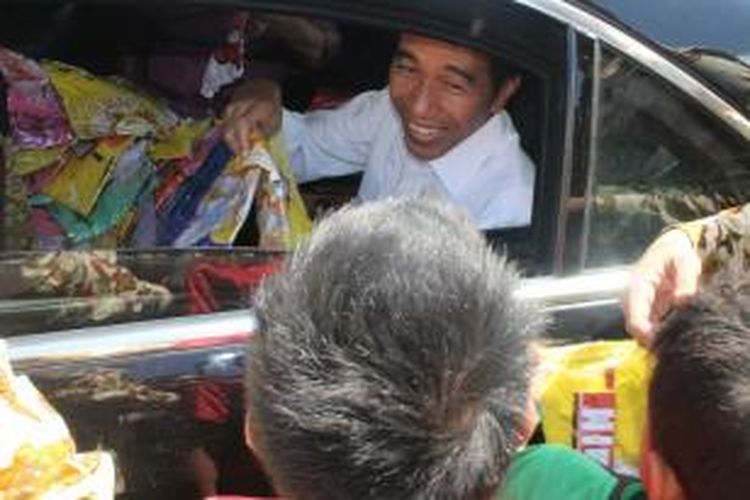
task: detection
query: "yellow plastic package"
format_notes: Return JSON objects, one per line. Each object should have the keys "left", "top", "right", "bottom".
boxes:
{"left": 0, "top": 340, "right": 115, "bottom": 499}
{"left": 42, "top": 136, "right": 135, "bottom": 217}
{"left": 149, "top": 118, "right": 212, "bottom": 161}
{"left": 42, "top": 61, "right": 178, "bottom": 140}
{"left": 265, "top": 133, "right": 313, "bottom": 248}
{"left": 536, "top": 340, "right": 652, "bottom": 476}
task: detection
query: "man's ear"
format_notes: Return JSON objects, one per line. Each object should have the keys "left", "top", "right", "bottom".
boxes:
{"left": 491, "top": 75, "right": 522, "bottom": 114}
{"left": 244, "top": 413, "right": 256, "bottom": 452}
{"left": 641, "top": 426, "right": 685, "bottom": 500}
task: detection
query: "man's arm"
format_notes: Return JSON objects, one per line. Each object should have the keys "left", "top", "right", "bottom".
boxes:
{"left": 223, "top": 84, "right": 389, "bottom": 182}
{"left": 623, "top": 204, "right": 750, "bottom": 345}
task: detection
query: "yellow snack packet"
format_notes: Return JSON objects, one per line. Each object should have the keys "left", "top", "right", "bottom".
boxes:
{"left": 536, "top": 340, "right": 652, "bottom": 476}
{"left": 149, "top": 118, "right": 212, "bottom": 161}
{"left": 43, "top": 60, "right": 178, "bottom": 140}
{"left": 42, "top": 136, "right": 134, "bottom": 217}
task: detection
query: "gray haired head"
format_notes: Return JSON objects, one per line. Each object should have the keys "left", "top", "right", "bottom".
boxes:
{"left": 246, "top": 196, "right": 544, "bottom": 500}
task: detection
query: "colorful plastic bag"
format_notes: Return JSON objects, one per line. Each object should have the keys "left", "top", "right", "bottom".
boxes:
{"left": 0, "top": 46, "right": 74, "bottom": 150}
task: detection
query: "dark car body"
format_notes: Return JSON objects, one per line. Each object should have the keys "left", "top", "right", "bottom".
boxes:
{"left": 2, "top": 0, "right": 750, "bottom": 497}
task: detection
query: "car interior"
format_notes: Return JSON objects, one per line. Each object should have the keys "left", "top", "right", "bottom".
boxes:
{"left": 0, "top": 4, "right": 554, "bottom": 262}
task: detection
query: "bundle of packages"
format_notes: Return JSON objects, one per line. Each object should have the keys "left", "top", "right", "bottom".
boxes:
{"left": 0, "top": 340, "right": 115, "bottom": 498}
{"left": 0, "top": 46, "right": 311, "bottom": 251}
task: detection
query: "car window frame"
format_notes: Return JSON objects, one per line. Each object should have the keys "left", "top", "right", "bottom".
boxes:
{"left": 526, "top": 0, "right": 750, "bottom": 275}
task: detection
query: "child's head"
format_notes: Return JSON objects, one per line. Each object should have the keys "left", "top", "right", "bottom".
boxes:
{"left": 244, "top": 197, "right": 544, "bottom": 499}
{"left": 644, "top": 274, "right": 750, "bottom": 500}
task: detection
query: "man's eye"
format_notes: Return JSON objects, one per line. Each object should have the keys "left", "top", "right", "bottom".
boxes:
{"left": 392, "top": 62, "right": 416, "bottom": 74}
{"left": 444, "top": 81, "right": 468, "bottom": 94}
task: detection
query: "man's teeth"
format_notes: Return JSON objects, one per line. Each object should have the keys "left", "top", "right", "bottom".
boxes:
{"left": 408, "top": 123, "right": 439, "bottom": 140}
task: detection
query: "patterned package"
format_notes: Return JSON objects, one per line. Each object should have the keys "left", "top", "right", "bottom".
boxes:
{"left": 173, "top": 151, "right": 263, "bottom": 247}
{"left": 536, "top": 340, "right": 652, "bottom": 477}
{"left": 47, "top": 140, "right": 155, "bottom": 246}
{"left": 7, "top": 146, "right": 67, "bottom": 177}
{"left": 148, "top": 118, "right": 212, "bottom": 161}
{"left": 43, "top": 61, "right": 178, "bottom": 140}
{"left": 257, "top": 134, "right": 312, "bottom": 250}
{"left": 0, "top": 46, "right": 74, "bottom": 150}
{"left": 0, "top": 340, "right": 115, "bottom": 499}
{"left": 42, "top": 136, "right": 134, "bottom": 216}
{"left": 158, "top": 141, "right": 233, "bottom": 245}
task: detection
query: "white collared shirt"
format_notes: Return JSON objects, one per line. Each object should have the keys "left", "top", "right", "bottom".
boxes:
{"left": 282, "top": 89, "right": 535, "bottom": 229}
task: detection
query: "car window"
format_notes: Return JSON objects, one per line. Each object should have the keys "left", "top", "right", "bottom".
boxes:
{"left": 584, "top": 44, "right": 750, "bottom": 268}
{"left": 0, "top": 3, "right": 564, "bottom": 335}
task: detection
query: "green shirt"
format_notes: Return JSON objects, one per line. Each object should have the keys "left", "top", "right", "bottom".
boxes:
{"left": 498, "top": 445, "right": 645, "bottom": 500}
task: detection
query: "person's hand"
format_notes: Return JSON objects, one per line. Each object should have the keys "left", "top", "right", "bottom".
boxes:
{"left": 222, "top": 78, "right": 282, "bottom": 154}
{"left": 623, "top": 229, "right": 702, "bottom": 346}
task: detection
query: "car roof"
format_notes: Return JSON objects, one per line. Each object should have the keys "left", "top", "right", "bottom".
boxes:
{"left": 585, "top": 0, "right": 750, "bottom": 62}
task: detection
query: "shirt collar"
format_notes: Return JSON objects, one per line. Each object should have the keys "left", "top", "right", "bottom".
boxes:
{"left": 427, "top": 111, "right": 513, "bottom": 198}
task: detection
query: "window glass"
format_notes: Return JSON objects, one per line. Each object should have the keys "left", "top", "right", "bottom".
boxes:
{"left": 585, "top": 45, "right": 750, "bottom": 268}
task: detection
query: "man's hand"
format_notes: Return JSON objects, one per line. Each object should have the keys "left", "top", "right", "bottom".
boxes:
{"left": 623, "top": 229, "right": 702, "bottom": 346}
{"left": 222, "top": 78, "right": 282, "bottom": 154}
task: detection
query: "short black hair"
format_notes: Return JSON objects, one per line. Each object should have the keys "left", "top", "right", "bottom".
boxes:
{"left": 650, "top": 272, "right": 750, "bottom": 500}
{"left": 246, "top": 196, "right": 544, "bottom": 500}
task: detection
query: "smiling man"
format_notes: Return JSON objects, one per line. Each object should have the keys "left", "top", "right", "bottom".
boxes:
{"left": 223, "top": 33, "right": 535, "bottom": 230}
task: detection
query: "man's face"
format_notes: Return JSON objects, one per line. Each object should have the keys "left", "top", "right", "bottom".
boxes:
{"left": 389, "top": 34, "right": 498, "bottom": 160}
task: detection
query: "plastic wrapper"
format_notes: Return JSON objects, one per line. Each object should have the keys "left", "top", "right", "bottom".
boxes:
{"left": 0, "top": 340, "right": 115, "bottom": 499}
{"left": 8, "top": 146, "right": 67, "bottom": 177}
{"left": 536, "top": 340, "right": 652, "bottom": 477}
{"left": 261, "top": 134, "right": 312, "bottom": 249}
{"left": 148, "top": 118, "right": 212, "bottom": 161}
{"left": 47, "top": 140, "right": 155, "bottom": 246}
{"left": 42, "top": 136, "right": 134, "bottom": 217}
{"left": 43, "top": 61, "right": 178, "bottom": 140}
{"left": 173, "top": 153, "right": 262, "bottom": 247}
{"left": 0, "top": 46, "right": 74, "bottom": 150}
{"left": 158, "top": 141, "right": 234, "bottom": 245}
{"left": 172, "top": 135, "right": 312, "bottom": 248}
{"left": 29, "top": 208, "right": 66, "bottom": 250}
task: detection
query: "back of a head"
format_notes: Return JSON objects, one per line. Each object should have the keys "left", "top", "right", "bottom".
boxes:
{"left": 245, "top": 197, "right": 543, "bottom": 500}
{"left": 650, "top": 273, "right": 750, "bottom": 500}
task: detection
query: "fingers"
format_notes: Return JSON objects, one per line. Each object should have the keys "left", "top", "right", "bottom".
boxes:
{"left": 671, "top": 239, "right": 702, "bottom": 303}
{"left": 223, "top": 121, "right": 253, "bottom": 155}
{"left": 222, "top": 79, "right": 282, "bottom": 154}
{"left": 222, "top": 101, "right": 281, "bottom": 155}
{"left": 624, "top": 272, "right": 658, "bottom": 347}
{"left": 622, "top": 229, "right": 701, "bottom": 347}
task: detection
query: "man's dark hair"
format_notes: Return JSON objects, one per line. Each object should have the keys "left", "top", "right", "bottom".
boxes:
{"left": 245, "top": 196, "right": 543, "bottom": 500}
{"left": 489, "top": 57, "right": 517, "bottom": 91}
{"left": 650, "top": 273, "right": 750, "bottom": 500}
